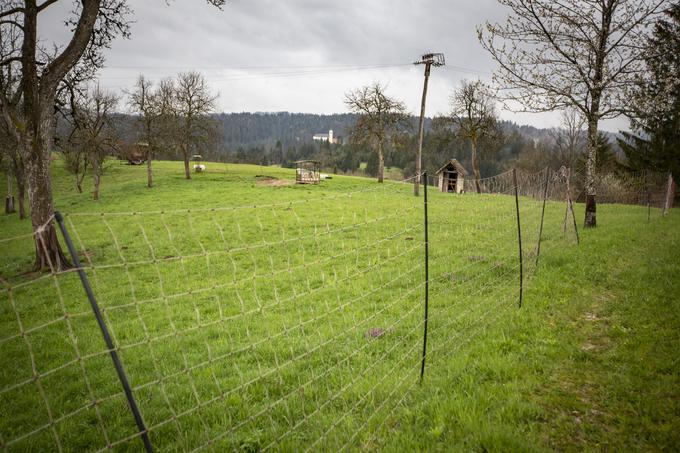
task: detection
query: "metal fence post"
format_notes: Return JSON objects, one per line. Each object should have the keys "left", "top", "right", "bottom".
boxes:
{"left": 420, "top": 172, "right": 430, "bottom": 382}
{"left": 535, "top": 168, "right": 550, "bottom": 268}
{"left": 55, "top": 212, "right": 154, "bottom": 453}
{"left": 566, "top": 167, "right": 580, "bottom": 245}
{"left": 512, "top": 169, "right": 523, "bottom": 308}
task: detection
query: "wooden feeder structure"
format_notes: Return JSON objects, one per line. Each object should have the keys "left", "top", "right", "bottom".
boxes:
{"left": 126, "top": 142, "right": 148, "bottom": 165}
{"left": 295, "top": 160, "right": 320, "bottom": 184}
{"left": 435, "top": 159, "right": 468, "bottom": 193}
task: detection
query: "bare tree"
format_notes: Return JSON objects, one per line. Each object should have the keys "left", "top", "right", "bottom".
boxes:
{"left": 58, "top": 69, "right": 100, "bottom": 194}
{"left": 0, "top": 17, "right": 25, "bottom": 219}
{"left": 68, "top": 85, "right": 119, "bottom": 200}
{"left": 1, "top": 135, "right": 15, "bottom": 214}
{"left": 59, "top": 102, "right": 89, "bottom": 195}
{"left": 0, "top": 0, "right": 225, "bottom": 271}
{"left": 345, "top": 83, "right": 409, "bottom": 183}
{"left": 62, "top": 146, "right": 89, "bottom": 193}
{"left": 1, "top": 120, "right": 25, "bottom": 218}
{"left": 449, "top": 79, "right": 500, "bottom": 193}
{"left": 154, "top": 77, "right": 180, "bottom": 161}
{"left": 479, "top": 0, "right": 666, "bottom": 227}
{"left": 550, "top": 108, "right": 586, "bottom": 167}
{"left": 1, "top": 153, "right": 14, "bottom": 214}
{"left": 128, "top": 75, "right": 158, "bottom": 188}
{"left": 174, "top": 72, "right": 218, "bottom": 180}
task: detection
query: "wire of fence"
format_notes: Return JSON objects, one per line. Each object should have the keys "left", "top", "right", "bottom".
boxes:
{"left": 0, "top": 166, "right": 672, "bottom": 451}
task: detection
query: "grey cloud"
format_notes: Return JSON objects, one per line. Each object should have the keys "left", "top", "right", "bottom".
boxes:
{"left": 35, "top": 0, "right": 628, "bottom": 130}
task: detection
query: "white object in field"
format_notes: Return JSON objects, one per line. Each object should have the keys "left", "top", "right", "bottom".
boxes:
{"left": 194, "top": 164, "right": 206, "bottom": 172}
{"left": 320, "top": 173, "right": 331, "bottom": 180}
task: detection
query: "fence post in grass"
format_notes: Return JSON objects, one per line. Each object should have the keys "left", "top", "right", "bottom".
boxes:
{"left": 570, "top": 196, "right": 580, "bottom": 245}
{"left": 535, "top": 168, "right": 550, "bottom": 269}
{"left": 55, "top": 212, "right": 154, "bottom": 453}
{"left": 420, "top": 172, "right": 430, "bottom": 383}
{"left": 565, "top": 167, "right": 580, "bottom": 245}
{"left": 512, "top": 169, "right": 523, "bottom": 308}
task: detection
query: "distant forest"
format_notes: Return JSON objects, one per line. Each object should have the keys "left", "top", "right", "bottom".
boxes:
{"left": 110, "top": 111, "right": 620, "bottom": 180}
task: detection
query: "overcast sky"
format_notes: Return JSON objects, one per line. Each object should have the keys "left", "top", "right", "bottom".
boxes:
{"left": 41, "top": 0, "right": 629, "bottom": 131}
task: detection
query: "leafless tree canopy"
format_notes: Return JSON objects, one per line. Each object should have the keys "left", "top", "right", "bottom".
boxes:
{"left": 479, "top": 0, "right": 666, "bottom": 118}
{"left": 67, "top": 85, "right": 119, "bottom": 200}
{"left": 449, "top": 79, "right": 500, "bottom": 192}
{"left": 128, "top": 75, "right": 159, "bottom": 188}
{"left": 550, "top": 108, "right": 586, "bottom": 167}
{"left": 478, "top": 0, "right": 666, "bottom": 227}
{"left": 174, "top": 71, "right": 219, "bottom": 179}
{"left": 345, "top": 83, "right": 409, "bottom": 183}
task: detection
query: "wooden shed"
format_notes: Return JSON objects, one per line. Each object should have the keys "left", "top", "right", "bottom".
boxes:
{"left": 435, "top": 159, "right": 468, "bottom": 193}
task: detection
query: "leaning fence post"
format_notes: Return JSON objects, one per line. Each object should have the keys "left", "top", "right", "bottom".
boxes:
{"left": 420, "top": 172, "right": 430, "bottom": 383}
{"left": 566, "top": 167, "right": 580, "bottom": 245}
{"left": 55, "top": 212, "right": 154, "bottom": 453}
{"left": 512, "top": 169, "right": 523, "bottom": 308}
{"left": 535, "top": 168, "right": 550, "bottom": 269}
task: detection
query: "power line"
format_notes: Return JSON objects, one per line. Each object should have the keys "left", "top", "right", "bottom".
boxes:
{"left": 98, "top": 63, "right": 414, "bottom": 81}
{"left": 103, "top": 63, "right": 410, "bottom": 71}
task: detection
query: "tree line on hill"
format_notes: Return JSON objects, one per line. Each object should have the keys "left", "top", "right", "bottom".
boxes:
{"left": 102, "top": 110, "right": 615, "bottom": 175}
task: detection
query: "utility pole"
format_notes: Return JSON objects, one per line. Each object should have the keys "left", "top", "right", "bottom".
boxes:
{"left": 414, "top": 52, "right": 445, "bottom": 196}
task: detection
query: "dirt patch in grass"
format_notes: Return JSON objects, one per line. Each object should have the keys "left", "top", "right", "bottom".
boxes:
{"left": 582, "top": 312, "right": 602, "bottom": 322}
{"left": 255, "top": 175, "right": 294, "bottom": 187}
{"left": 580, "top": 341, "right": 602, "bottom": 351}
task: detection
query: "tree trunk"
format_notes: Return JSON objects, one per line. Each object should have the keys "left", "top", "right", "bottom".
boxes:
{"left": 146, "top": 154, "right": 153, "bottom": 188}
{"left": 5, "top": 172, "right": 15, "bottom": 214}
{"left": 471, "top": 135, "right": 482, "bottom": 193}
{"left": 12, "top": 0, "right": 99, "bottom": 271}
{"left": 76, "top": 157, "right": 87, "bottom": 194}
{"left": 16, "top": 169, "right": 26, "bottom": 220}
{"left": 584, "top": 117, "right": 598, "bottom": 228}
{"left": 183, "top": 146, "right": 191, "bottom": 180}
{"left": 5, "top": 195, "right": 15, "bottom": 214}
{"left": 92, "top": 154, "right": 101, "bottom": 200}
{"left": 7, "top": 152, "right": 28, "bottom": 219}
{"left": 377, "top": 140, "right": 384, "bottom": 183}
{"left": 24, "top": 136, "right": 70, "bottom": 271}
{"left": 664, "top": 173, "right": 675, "bottom": 215}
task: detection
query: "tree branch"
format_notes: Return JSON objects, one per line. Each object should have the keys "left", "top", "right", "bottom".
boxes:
{"left": 0, "top": 7, "right": 24, "bottom": 19}
{"left": 40, "top": 0, "right": 101, "bottom": 95}
{"left": 37, "top": 0, "right": 60, "bottom": 12}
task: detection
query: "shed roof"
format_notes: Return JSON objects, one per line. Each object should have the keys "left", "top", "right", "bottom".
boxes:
{"left": 435, "top": 159, "right": 468, "bottom": 176}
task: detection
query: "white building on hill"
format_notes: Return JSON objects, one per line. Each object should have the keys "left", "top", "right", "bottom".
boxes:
{"left": 313, "top": 129, "right": 339, "bottom": 144}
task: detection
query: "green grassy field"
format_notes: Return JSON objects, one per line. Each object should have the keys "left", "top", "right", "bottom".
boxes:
{"left": 1, "top": 159, "right": 678, "bottom": 452}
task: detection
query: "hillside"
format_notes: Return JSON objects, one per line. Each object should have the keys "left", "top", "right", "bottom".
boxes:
{"left": 97, "top": 111, "right": 626, "bottom": 185}
{"left": 0, "top": 160, "right": 678, "bottom": 451}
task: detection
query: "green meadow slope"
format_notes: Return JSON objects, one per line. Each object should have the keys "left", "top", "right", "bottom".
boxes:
{"left": 0, "top": 159, "right": 678, "bottom": 452}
